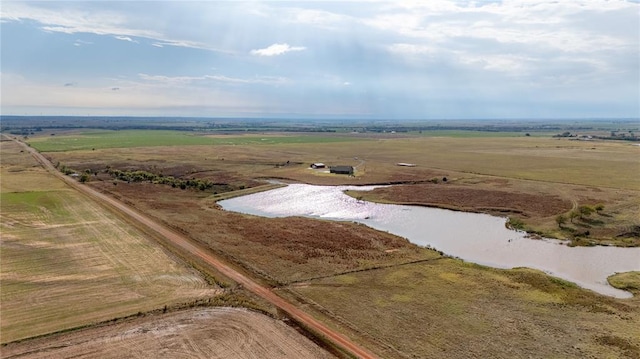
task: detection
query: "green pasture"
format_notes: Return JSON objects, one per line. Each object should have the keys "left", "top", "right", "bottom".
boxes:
{"left": 1, "top": 191, "right": 71, "bottom": 219}
{"left": 26, "top": 130, "right": 366, "bottom": 152}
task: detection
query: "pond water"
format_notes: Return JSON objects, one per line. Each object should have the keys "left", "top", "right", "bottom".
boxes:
{"left": 219, "top": 184, "right": 640, "bottom": 298}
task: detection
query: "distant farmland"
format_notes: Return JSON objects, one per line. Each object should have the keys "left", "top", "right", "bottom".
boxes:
{"left": 26, "top": 129, "right": 367, "bottom": 152}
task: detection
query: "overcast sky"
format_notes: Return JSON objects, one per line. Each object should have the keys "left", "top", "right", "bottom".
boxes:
{"left": 1, "top": 1, "right": 638, "bottom": 119}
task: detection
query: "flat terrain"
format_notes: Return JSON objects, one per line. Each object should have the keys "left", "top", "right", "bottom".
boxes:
{"left": 0, "top": 140, "right": 218, "bottom": 343}
{"left": 34, "top": 129, "right": 640, "bottom": 246}
{"left": 8, "top": 125, "right": 640, "bottom": 358}
{"left": 2, "top": 141, "right": 360, "bottom": 358}
{"left": 84, "top": 166, "right": 640, "bottom": 359}
{"left": 286, "top": 260, "right": 640, "bottom": 359}
{"left": 2, "top": 307, "right": 333, "bottom": 359}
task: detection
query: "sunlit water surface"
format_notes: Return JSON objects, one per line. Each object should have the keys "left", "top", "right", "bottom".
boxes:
{"left": 219, "top": 184, "right": 640, "bottom": 298}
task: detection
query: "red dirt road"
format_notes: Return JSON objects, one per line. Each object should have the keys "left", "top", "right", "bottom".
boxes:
{"left": 16, "top": 138, "right": 379, "bottom": 359}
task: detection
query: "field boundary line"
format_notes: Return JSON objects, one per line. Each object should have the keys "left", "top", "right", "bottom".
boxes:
{"left": 284, "top": 257, "right": 446, "bottom": 286}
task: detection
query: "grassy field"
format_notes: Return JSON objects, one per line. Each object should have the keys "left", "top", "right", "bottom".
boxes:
{"left": 35, "top": 130, "right": 640, "bottom": 245}
{"left": 88, "top": 181, "right": 439, "bottom": 285}
{"left": 82, "top": 173, "right": 640, "bottom": 359}
{"left": 0, "top": 140, "right": 219, "bottom": 343}
{"left": 26, "top": 129, "right": 367, "bottom": 152}
{"left": 14, "top": 127, "right": 640, "bottom": 357}
{"left": 33, "top": 131, "right": 639, "bottom": 188}
{"left": 287, "top": 260, "right": 640, "bottom": 359}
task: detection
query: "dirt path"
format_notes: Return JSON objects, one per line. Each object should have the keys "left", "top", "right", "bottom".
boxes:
{"left": 15, "top": 137, "right": 379, "bottom": 359}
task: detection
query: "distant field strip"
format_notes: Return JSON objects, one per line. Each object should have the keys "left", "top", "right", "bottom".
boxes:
{"left": 0, "top": 140, "right": 217, "bottom": 343}
{"left": 27, "top": 130, "right": 367, "bottom": 152}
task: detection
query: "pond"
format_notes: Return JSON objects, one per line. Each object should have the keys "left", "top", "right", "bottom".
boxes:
{"left": 219, "top": 184, "right": 640, "bottom": 298}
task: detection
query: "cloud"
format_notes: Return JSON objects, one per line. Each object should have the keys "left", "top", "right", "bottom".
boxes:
{"left": 367, "top": 1, "right": 637, "bottom": 53}
{"left": 63, "top": 82, "right": 77, "bottom": 87}
{"left": 1, "top": 2, "right": 220, "bottom": 52}
{"left": 114, "top": 35, "right": 137, "bottom": 43}
{"left": 138, "top": 73, "right": 288, "bottom": 86}
{"left": 73, "top": 39, "right": 92, "bottom": 47}
{"left": 250, "top": 43, "right": 306, "bottom": 56}
{"left": 1, "top": 1, "right": 637, "bottom": 118}
{"left": 149, "top": 39, "right": 225, "bottom": 52}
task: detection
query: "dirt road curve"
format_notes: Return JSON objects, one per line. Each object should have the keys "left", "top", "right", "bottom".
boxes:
{"left": 15, "top": 137, "right": 379, "bottom": 359}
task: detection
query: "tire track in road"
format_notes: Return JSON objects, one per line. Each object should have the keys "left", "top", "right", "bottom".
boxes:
{"left": 15, "top": 137, "right": 379, "bottom": 359}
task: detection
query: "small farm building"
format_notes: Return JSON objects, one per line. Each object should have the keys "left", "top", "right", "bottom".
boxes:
{"left": 330, "top": 165, "right": 354, "bottom": 175}
{"left": 311, "top": 163, "right": 326, "bottom": 169}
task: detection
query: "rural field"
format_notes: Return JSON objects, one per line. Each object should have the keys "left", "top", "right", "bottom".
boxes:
{"left": 3, "top": 307, "right": 332, "bottom": 359}
{"left": 0, "top": 137, "right": 334, "bottom": 358}
{"left": 9, "top": 122, "right": 638, "bottom": 358}
{"left": 3, "top": 0, "right": 639, "bottom": 357}
{"left": 35, "top": 127, "right": 640, "bottom": 246}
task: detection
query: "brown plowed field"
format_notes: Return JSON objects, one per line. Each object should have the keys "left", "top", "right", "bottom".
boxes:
{"left": 2, "top": 308, "right": 334, "bottom": 359}
{"left": 355, "top": 182, "right": 571, "bottom": 217}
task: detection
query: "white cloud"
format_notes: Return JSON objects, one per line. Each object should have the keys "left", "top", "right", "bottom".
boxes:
{"left": 1, "top": 1, "right": 637, "bottom": 118}
{"left": 138, "top": 73, "right": 288, "bottom": 85}
{"left": 0, "top": 2, "right": 220, "bottom": 52}
{"left": 73, "top": 39, "right": 92, "bottom": 47}
{"left": 250, "top": 43, "right": 306, "bottom": 56}
{"left": 366, "top": 1, "right": 637, "bottom": 53}
{"left": 2, "top": 3, "right": 161, "bottom": 38}
{"left": 114, "top": 36, "right": 137, "bottom": 43}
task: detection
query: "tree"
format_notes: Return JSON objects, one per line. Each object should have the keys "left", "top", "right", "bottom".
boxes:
{"left": 79, "top": 173, "right": 90, "bottom": 183}
{"left": 595, "top": 204, "right": 604, "bottom": 213}
{"left": 556, "top": 215, "right": 567, "bottom": 228}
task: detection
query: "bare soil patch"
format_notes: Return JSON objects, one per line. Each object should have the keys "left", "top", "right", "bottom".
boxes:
{"left": 1, "top": 307, "right": 334, "bottom": 359}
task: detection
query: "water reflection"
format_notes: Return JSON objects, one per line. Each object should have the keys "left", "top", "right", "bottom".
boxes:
{"left": 219, "top": 184, "right": 640, "bottom": 298}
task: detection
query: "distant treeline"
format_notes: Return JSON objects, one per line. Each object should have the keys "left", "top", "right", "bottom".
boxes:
{"left": 2, "top": 115, "right": 638, "bottom": 135}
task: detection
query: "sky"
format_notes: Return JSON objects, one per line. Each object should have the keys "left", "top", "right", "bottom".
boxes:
{"left": 1, "top": 0, "right": 638, "bottom": 119}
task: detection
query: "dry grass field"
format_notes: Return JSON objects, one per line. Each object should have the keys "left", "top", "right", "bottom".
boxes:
{"left": 2, "top": 307, "right": 334, "bottom": 359}
{"left": 40, "top": 130, "right": 639, "bottom": 246}
{"left": 88, "top": 181, "right": 439, "bottom": 285}
{"left": 0, "top": 139, "right": 220, "bottom": 343}
{"left": 286, "top": 260, "right": 640, "bottom": 359}
{"left": 14, "top": 129, "right": 640, "bottom": 358}
{"left": 78, "top": 166, "right": 638, "bottom": 359}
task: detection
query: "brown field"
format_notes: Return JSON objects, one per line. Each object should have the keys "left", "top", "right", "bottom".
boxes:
{"left": 44, "top": 133, "right": 640, "bottom": 246}
{"left": 2, "top": 307, "right": 333, "bottom": 359}
{"left": 0, "top": 140, "right": 221, "bottom": 343}
{"left": 285, "top": 260, "right": 640, "bottom": 359}
{"left": 9, "top": 130, "right": 640, "bottom": 358}
{"left": 81, "top": 165, "right": 639, "bottom": 359}
{"left": 89, "top": 181, "right": 438, "bottom": 285}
